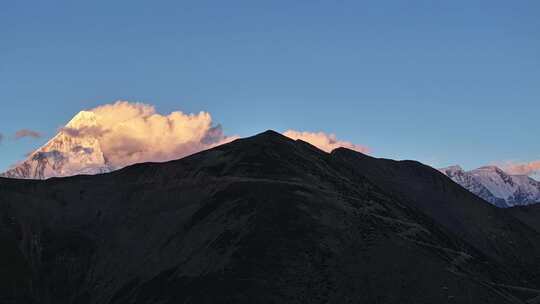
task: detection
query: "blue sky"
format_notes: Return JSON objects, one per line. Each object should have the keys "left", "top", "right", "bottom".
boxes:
{"left": 1, "top": 0, "right": 539, "bottom": 173}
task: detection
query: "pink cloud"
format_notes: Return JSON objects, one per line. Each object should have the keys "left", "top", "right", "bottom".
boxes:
{"left": 283, "top": 130, "right": 369, "bottom": 154}
{"left": 12, "top": 101, "right": 369, "bottom": 176}
{"left": 502, "top": 160, "right": 540, "bottom": 176}
{"left": 66, "top": 101, "right": 237, "bottom": 168}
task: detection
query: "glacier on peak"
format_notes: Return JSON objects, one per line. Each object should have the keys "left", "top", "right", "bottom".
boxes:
{"left": 439, "top": 165, "right": 464, "bottom": 173}
{"left": 66, "top": 110, "right": 98, "bottom": 128}
{"left": 439, "top": 165, "right": 540, "bottom": 207}
{"left": 0, "top": 110, "right": 114, "bottom": 179}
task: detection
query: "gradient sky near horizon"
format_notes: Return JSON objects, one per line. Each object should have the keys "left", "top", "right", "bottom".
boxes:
{"left": 1, "top": 0, "right": 539, "bottom": 174}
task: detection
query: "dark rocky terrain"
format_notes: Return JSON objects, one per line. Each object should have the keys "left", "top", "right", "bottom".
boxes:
{"left": 508, "top": 203, "right": 540, "bottom": 234}
{"left": 1, "top": 131, "right": 540, "bottom": 303}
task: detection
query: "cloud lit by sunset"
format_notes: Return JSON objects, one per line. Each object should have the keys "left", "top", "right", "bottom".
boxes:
{"left": 42, "top": 101, "right": 369, "bottom": 171}
{"left": 503, "top": 160, "right": 540, "bottom": 176}
{"left": 283, "top": 130, "right": 370, "bottom": 154}
{"left": 71, "top": 101, "right": 237, "bottom": 168}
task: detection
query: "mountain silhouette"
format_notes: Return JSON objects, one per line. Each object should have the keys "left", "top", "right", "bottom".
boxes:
{"left": 1, "top": 130, "right": 539, "bottom": 303}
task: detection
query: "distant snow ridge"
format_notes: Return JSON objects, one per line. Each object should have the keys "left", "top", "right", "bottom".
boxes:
{"left": 0, "top": 111, "right": 114, "bottom": 179}
{"left": 439, "top": 165, "right": 540, "bottom": 207}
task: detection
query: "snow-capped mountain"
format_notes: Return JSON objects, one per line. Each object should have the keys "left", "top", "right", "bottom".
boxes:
{"left": 439, "top": 165, "right": 540, "bottom": 207}
{"left": 0, "top": 111, "right": 114, "bottom": 179}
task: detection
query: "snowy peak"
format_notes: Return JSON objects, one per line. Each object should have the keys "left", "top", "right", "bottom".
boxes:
{"left": 439, "top": 165, "right": 466, "bottom": 180}
{"left": 65, "top": 110, "right": 98, "bottom": 128}
{"left": 440, "top": 165, "right": 540, "bottom": 207}
{"left": 439, "top": 165, "right": 464, "bottom": 174}
{"left": 1, "top": 111, "right": 113, "bottom": 179}
{"left": 473, "top": 166, "right": 507, "bottom": 176}
{"left": 476, "top": 165, "right": 499, "bottom": 171}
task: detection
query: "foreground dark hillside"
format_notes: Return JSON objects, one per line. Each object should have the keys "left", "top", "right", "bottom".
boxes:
{"left": 1, "top": 131, "right": 539, "bottom": 303}
{"left": 509, "top": 204, "right": 540, "bottom": 234}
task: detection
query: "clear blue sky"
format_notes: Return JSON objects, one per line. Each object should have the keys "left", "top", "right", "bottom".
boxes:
{"left": 1, "top": 0, "right": 539, "bottom": 172}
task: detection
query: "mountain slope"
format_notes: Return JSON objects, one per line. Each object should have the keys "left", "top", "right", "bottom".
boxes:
{"left": 0, "top": 111, "right": 113, "bottom": 179}
{"left": 439, "top": 165, "right": 540, "bottom": 207}
{"left": 508, "top": 203, "right": 540, "bottom": 234}
{"left": 1, "top": 131, "right": 540, "bottom": 303}
{"left": 439, "top": 165, "right": 507, "bottom": 207}
{"left": 331, "top": 149, "right": 540, "bottom": 273}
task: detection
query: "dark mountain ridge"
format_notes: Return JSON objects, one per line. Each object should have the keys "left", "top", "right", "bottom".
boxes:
{"left": 1, "top": 130, "right": 540, "bottom": 303}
